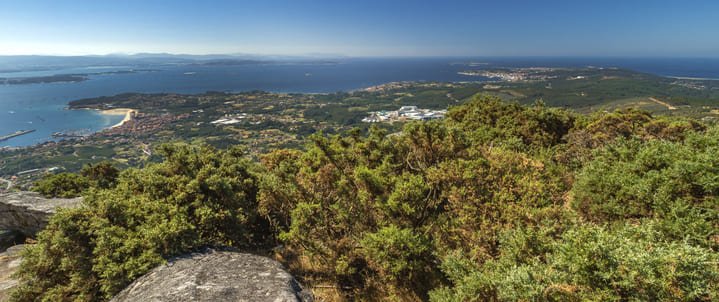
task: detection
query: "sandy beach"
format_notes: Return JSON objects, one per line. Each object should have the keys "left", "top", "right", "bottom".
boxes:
{"left": 100, "top": 108, "right": 138, "bottom": 128}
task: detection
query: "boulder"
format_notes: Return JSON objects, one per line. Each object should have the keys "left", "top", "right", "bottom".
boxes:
{"left": 111, "top": 249, "right": 313, "bottom": 302}
{"left": 0, "top": 192, "right": 82, "bottom": 236}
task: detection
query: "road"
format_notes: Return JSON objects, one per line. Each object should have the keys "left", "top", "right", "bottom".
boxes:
{"left": 649, "top": 97, "right": 678, "bottom": 110}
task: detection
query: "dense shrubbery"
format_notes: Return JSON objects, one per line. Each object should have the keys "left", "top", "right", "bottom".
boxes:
{"left": 12, "top": 95, "right": 719, "bottom": 301}
{"left": 33, "top": 161, "right": 120, "bottom": 198}
{"left": 446, "top": 98, "right": 575, "bottom": 148}
{"left": 431, "top": 223, "right": 719, "bottom": 301}
{"left": 32, "top": 172, "right": 89, "bottom": 198}
{"left": 13, "top": 145, "right": 270, "bottom": 301}
{"left": 572, "top": 133, "right": 719, "bottom": 249}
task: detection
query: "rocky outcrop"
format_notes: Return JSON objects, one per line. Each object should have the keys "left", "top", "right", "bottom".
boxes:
{"left": 0, "top": 244, "right": 25, "bottom": 301}
{"left": 0, "top": 192, "right": 82, "bottom": 236}
{"left": 111, "top": 249, "right": 313, "bottom": 302}
{"left": 0, "top": 230, "right": 25, "bottom": 252}
{"left": 0, "top": 192, "right": 81, "bottom": 299}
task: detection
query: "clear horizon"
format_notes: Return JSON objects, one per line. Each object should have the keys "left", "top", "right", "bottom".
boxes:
{"left": 1, "top": 0, "right": 718, "bottom": 57}
{"left": 4, "top": 53, "right": 719, "bottom": 59}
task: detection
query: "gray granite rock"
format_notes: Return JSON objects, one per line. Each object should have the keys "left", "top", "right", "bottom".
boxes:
{"left": 0, "top": 244, "right": 25, "bottom": 301}
{"left": 111, "top": 249, "right": 313, "bottom": 302}
{"left": 0, "top": 192, "right": 82, "bottom": 236}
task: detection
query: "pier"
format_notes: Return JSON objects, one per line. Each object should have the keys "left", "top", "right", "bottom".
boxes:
{"left": 0, "top": 130, "right": 35, "bottom": 142}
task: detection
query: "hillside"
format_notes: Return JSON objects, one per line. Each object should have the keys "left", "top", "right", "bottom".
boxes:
{"left": 5, "top": 95, "right": 718, "bottom": 301}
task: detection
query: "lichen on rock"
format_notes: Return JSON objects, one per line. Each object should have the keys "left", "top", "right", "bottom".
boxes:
{"left": 111, "top": 249, "right": 313, "bottom": 302}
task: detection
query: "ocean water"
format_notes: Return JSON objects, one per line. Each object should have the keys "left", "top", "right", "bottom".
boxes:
{"left": 1, "top": 57, "right": 718, "bottom": 147}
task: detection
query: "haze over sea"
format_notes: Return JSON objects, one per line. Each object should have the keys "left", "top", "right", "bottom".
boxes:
{"left": 1, "top": 57, "right": 718, "bottom": 147}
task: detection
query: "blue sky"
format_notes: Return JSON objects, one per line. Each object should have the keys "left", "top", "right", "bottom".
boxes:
{"left": 0, "top": 0, "right": 717, "bottom": 57}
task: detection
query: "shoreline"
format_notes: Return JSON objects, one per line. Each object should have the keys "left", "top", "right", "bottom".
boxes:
{"left": 98, "top": 108, "right": 138, "bottom": 128}
{"left": 666, "top": 75, "right": 719, "bottom": 81}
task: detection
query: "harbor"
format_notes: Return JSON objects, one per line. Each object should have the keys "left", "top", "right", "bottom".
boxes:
{"left": 51, "top": 129, "right": 92, "bottom": 139}
{"left": 0, "top": 129, "right": 35, "bottom": 142}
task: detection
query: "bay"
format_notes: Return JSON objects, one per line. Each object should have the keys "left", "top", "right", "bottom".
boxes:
{"left": 1, "top": 57, "right": 718, "bottom": 147}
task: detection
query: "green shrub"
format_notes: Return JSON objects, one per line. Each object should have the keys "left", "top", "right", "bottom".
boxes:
{"left": 81, "top": 161, "right": 120, "bottom": 189}
{"left": 360, "top": 225, "right": 431, "bottom": 283}
{"left": 15, "top": 96, "right": 719, "bottom": 302}
{"left": 33, "top": 172, "right": 89, "bottom": 198}
{"left": 446, "top": 96, "right": 575, "bottom": 148}
{"left": 558, "top": 109, "right": 705, "bottom": 166}
{"left": 431, "top": 223, "right": 719, "bottom": 302}
{"left": 12, "top": 143, "right": 269, "bottom": 301}
{"left": 572, "top": 128, "right": 719, "bottom": 247}
{"left": 260, "top": 104, "right": 568, "bottom": 299}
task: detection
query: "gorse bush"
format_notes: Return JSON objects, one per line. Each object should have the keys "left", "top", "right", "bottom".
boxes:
{"left": 259, "top": 118, "right": 568, "bottom": 299}
{"left": 572, "top": 129, "right": 719, "bottom": 248}
{"left": 33, "top": 172, "right": 89, "bottom": 198}
{"left": 446, "top": 97, "right": 575, "bottom": 148}
{"left": 33, "top": 161, "right": 120, "bottom": 198}
{"left": 558, "top": 109, "right": 705, "bottom": 166}
{"left": 12, "top": 144, "right": 270, "bottom": 301}
{"left": 430, "top": 223, "right": 719, "bottom": 301}
{"left": 80, "top": 161, "right": 120, "bottom": 189}
{"left": 12, "top": 95, "right": 719, "bottom": 301}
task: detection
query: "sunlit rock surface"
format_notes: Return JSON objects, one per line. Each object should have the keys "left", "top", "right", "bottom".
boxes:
{"left": 0, "top": 192, "right": 81, "bottom": 236}
{"left": 0, "top": 244, "right": 25, "bottom": 300}
{"left": 111, "top": 249, "right": 313, "bottom": 302}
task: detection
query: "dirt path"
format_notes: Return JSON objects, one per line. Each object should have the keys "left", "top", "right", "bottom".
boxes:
{"left": 649, "top": 97, "right": 678, "bottom": 110}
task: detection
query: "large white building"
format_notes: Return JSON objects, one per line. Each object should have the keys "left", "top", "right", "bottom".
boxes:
{"left": 362, "top": 106, "right": 446, "bottom": 123}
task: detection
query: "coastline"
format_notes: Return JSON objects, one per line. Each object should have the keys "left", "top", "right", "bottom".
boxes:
{"left": 98, "top": 108, "right": 137, "bottom": 128}
{"left": 667, "top": 75, "right": 719, "bottom": 81}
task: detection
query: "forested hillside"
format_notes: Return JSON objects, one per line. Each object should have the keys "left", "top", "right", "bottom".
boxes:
{"left": 11, "top": 95, "right": 719, "bottom": 301}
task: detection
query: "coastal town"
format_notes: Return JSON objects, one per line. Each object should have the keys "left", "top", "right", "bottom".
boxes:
{"left": 0, "top": 83, "right": 479, "bottom": 189}
{"left": 459, "top": 67, "right": 559, "bottom": 82}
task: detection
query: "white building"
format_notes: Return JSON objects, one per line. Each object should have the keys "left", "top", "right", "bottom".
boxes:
{"left": 362, "top": 106, "right": 446, "bottom": 123}
{"left": 398, "top": 106, "right": 418, "bottom": 112}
